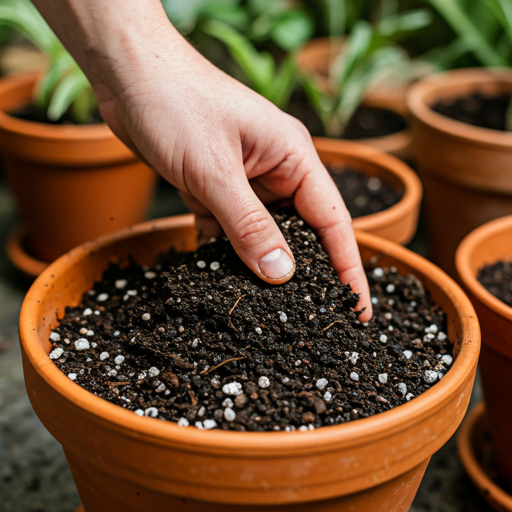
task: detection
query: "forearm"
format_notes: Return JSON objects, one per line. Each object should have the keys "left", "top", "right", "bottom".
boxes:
{"left": 31, "top": 0, "right": 195, "bottom": 100}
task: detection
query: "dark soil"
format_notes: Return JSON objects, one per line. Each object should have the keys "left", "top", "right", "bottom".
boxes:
{"left": 49, "top": 209, "right": 453, "bottom": 432}
{"left": 477, "top": 259, "right": 512, "bottom": 308}
{"left": 329, "top": 166, "right": 403, "bottom": 218}
{"left": 431, "top": 91, "right": 511, "bottom": 132}
{"left": 288, "top": 91, "right": 407, "bottom": 139}
{"left": 10, "top": 103, "right": 102, "bottom": 125}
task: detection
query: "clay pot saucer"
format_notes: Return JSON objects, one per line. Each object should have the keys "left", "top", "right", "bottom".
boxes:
{"left": 5, "top": 224, "right": 49, "bottom": 279}
{"left": 458, "top": 402, "right": 512, "bottom": 512}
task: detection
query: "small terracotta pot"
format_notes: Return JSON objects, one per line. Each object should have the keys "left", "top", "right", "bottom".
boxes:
{"left": 19, "top": 215, "right": 479, "bottom": 511}
{"left": 298, "top": 38, "right": 413, "bottom": 160}
{"left": 314, "top": 138, "right": 422, "bottom": 245}
{"left": 0, "top": 71, "right": 157, "bottom": 265}
{"left": 457, "top": 403, "right": 512, "bottom": 512}
{"left": 408, "top": 68, "right": 512, "bottom": 278}
{"left": 456, "top": 215, "right": 512, "bottom": 490}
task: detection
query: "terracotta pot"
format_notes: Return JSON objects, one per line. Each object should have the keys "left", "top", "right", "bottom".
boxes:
{"left": 314, "top": 138, "right": 422, "bottom": 245}
{"left": 0, "top": 71, "right": 157, "bottom": 265}
{"left": 456, "top": 215, "right": 512, "bottom": 490}
{"left": 457, "top": 403, "right": 512, "bottom": 512}
{"left": 19, "top": 214, "right": 479, "bottom": 511}
{"left": 408, "top": 68, "right": 512, "bottom": 278}
{"left": 297, "top": 38, "right": 413, "bottom": 160}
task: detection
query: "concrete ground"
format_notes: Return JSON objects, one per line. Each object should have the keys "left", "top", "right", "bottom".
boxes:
{"left": 0, "top": 176, "right": 494, "bottom": 511}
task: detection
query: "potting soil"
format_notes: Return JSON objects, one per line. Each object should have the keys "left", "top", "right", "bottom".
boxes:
{"left": 49, "top": 209, "right": 453, "bottom": 432}
{"left": 478, "top": 259, "right": 512, "bottom": 308}
{"left": 431, "top": 91, "right": 511, "bottom": 132}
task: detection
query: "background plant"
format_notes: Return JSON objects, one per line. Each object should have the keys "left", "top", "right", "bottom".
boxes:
{"left": 427, "top": 0, "right": 512, "bottom": 130}
{"left": 300, "top": 3, "right": 433, "bottom": 137}
{"left": 204, "top": 19, "right": 297, "bottom": 109}
{"left": 0, "top": 0, "right": 96, "bottom": 124}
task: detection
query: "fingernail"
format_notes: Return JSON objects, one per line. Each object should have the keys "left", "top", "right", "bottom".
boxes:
{"left": 259, "top": 249, "right": 294, "bottom": 279}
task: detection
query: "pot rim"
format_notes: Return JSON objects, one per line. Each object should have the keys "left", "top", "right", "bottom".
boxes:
{"left": 456, "top": 215, "right": 512, "bottom": 322}
{"left": 313, "top": 138, "right": 422, "bottom": 233}
{"left": 407, "top": 67, "right": 512, "bottom": 149}
{"left": 19, "top": 215, "right": 479, "bottom": 456}
{"left": 0, "top": 71, "right": 115, "bottom": 142}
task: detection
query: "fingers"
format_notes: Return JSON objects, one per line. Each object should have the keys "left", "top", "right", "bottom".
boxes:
{"left": 293, "top": 152, "right": 373, "bottom": 322}
{"left": 191, "top": 165, "right": 296, "bottom": 285}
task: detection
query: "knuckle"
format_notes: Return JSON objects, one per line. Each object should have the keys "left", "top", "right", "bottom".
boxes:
{"left": 234, "top": 210, "right": 273, "bottom": 245}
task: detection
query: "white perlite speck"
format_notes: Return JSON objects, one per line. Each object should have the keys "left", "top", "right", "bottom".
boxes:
{"left": 155, "top": 383, "right": 166, "bottom": 393}
{"left": 108, "top": 370, "right": 117, "bottom": 377}
{"left": 83, "top": 308, "right": 92, "bottom": 316}
{"left": 406, "top": 393, "right": 414, "bottom": 401}
{"left": 86, "top": 330, "right": 94, "bottom": 336}
{"left": 178, "top": 418, "right": 189, "bottom": 427}
{"left": 279, "top": 312, "right": 287, "bottom": 323}
{"left": 378, "top": 373, "right": 388, "bottom": 384}
{"left": 373, "top": 267, "right": 384, "bottom": 278}
{"left": 403, "top": 350, "right": 413, "bottom": 359}
{"left": 148, "top": 367, "right": 160, "bottom": 377}
{"left": 115, "top": 279, "right": 128, "bottom": 289}
{"left": 49, "top": 347, "right": 64, "bottom": 360}
{"left": 144, "top": 271, "right": 157, "bottom": 279}
{"left": 259, "top": 376, "right": 270, "bottom": 388}
{"left": 371, "top": 297, "right": 378, "bottom": 305}
{"left": 113, "top": 331, "right": 120, "bottom": 337}
{"left": 222, "top": 398, "right": 233, "bottom": 408}
{"left": 68, "top": 373, "right": 77, "bottom": 381}
{"left": 115, "top": 355, "right": 125, "bottom": 365}
{"left": 135, "top": 409, "right": 144, "bottom": 416}
{"left": 350, "top": 352, "right": 359, "bottom": 364}
{"left": 224, "top": 408, "right": 236, "bottom": 422}
{"left": 367, "top": 176, "right": 381, "bottom": 191}
{"left": 127, "top": 290, "right": 137, "bottom": 296}
{"left": 196, "top": 260, "right": 206, "bottom": 268}
{"left": 350, "top": 372, "right": 359, "bottom": 381}
{"left": 316, "top": 378, "right": 328, "bottom": 390}
{"left": 100, "top": 352, "right": 109, "bottom": 361}
{"left": 192, "top": 338, "right": 199, "bottom": 348}
{"left": 203, "top": 419, "right": 217, "bottom": 430}
{"left": 223, "top": 382, "right": 243, "bottom": 395}
{"left": 438, "top": 332, "right": 447, "bottom": 341}
{"left": 386, "top": 284, "right": 395, "bottom": 293}
{"left": 441, "top": 354, "right": 453, "bottom": 365}
{"left": 398, "top": 383, "right": 407, "bottom": 395}
{"left": 145, "top": 407, "right": 158, "bottom": 418}
{"left": 97, "top": 293, "right": 109, "bottom": 302}
{"left": 142, "top": 313, "right": 151, "bottom": 321}
{"left": 74, "top": 338, "right": 90, "bottom": 350}
{"left": 425, "top": 324, "right": 438, "bottom": 334}
{"left": 255, "top": 327, "right": 262, "bottom": 334}
{"left": 424, "top": 370, "right": 438, "bottom": 384}
{"left": 80, "top": 328, "right": 88, "bottom": 335}
{"left": 380, "top": 334, "right": 388, "bottom": 343}
{"left": 324, "top": 391, "right": 332, "bottom": 401}
{"left": 50, "top": 332, "right": 60, "bottom": 342}
{"left": 210, "top": 261, "right": 220, "bottom": 271}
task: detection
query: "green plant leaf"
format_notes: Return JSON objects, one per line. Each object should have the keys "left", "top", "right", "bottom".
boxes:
{"left": 377, "top": 9, "right": 433, "bottom": 41}
{"left": 47, "top": 69, "right": 89, "bottom": 122}
{"left": 272, "top": 54, "right": 296, "bottom": 109}
{"left": 270, "top": 11, "right": 314, "bottom": 51}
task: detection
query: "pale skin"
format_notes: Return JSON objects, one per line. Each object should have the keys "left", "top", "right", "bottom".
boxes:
{"left": 32, "top": 0, "right": 372, "bottom": 322}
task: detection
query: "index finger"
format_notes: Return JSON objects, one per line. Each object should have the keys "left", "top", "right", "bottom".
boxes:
{"left": 293, "top": 151, "right": 372, "bottom": 323}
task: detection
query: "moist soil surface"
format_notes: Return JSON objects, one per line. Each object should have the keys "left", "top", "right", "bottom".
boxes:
{"left": 49, "top": 209, "right": 453, "bottom": 432}
{"left": 328, "top": 166, "right": 403, "bottom": 218}
{"left": 478, "top": 259, "right": 512, "bottom": 308}
{"left": 431, "top": 92, "right": 511, "bottom": 132}
{"left": 11, "top": 103, "right": 102, "bottom": 125}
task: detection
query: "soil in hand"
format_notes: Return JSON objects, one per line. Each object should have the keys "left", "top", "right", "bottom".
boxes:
{"left": 49, "top": 209, "right": 453, "bottom": 432}
{"left": 431, "top": 92, "right": 511, "bottom": 132}
{"left": 328, "top": 166, "right": 403, "bottom": 218}
{"left": 478, "top": 259, "right": 512, "bottom": 308}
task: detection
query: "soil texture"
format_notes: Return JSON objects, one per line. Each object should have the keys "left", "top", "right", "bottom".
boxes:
{"left": 49, "top": 209, "right": 452, "bottom": 432}
{"left": 478, "top": 259, "right": 512, "bottom": 308}
{"left": 11, "top": 103, "right": 102, "bottom": 125}
{"left": 329, "top": 166, "right": 403, "bottom": 218}
{"left": 431, "top": 92, "right": 511, "bottom": 132}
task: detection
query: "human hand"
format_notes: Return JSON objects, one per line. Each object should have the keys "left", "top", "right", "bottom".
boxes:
{"left": 91, "top": 27, "right": 372, "bottom": 321}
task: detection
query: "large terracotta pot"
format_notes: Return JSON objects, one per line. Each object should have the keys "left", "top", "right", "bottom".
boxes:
{"left": 456, "top": 215, "right": 512, "bottom": 490}
{"left": 0, "top": 71, "right": 157, "bottom": 268}
{"left": 408, "top": 68, "right": 512, "bottom": 278}
{"left": 298, "top": 38, "right": 413, "bottom": 160}
{"left": 314, "top": 138, "right": 422, "bottom": 245}
{"left": 19, "top": 215, "right": 479, "bottom": 512}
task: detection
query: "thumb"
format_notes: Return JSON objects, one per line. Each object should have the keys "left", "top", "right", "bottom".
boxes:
{"left": 197, "top": 169, "right": 295, "bottom": 285}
